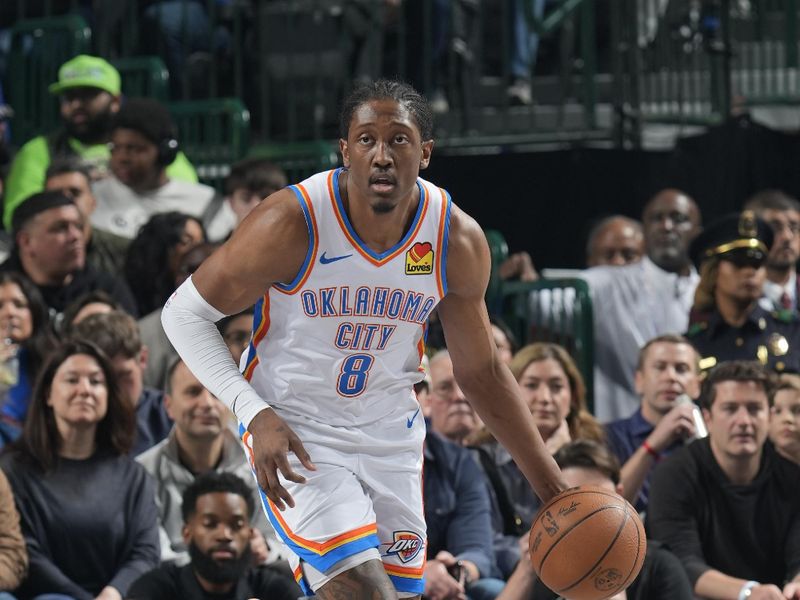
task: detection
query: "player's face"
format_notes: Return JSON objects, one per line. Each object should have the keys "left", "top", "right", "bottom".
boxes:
{"left": 47, "top": 353, "right": 108, "bottom": 429}
{"left": 429, "top": 355, "right": 479, "bottom": 443}
{"left": 518, "top": 359, "right": 572, "bottom": 441}
{"left": 769, "top": 387, "right": 800, "bottom": 459}
{"left": 761, "top": 208, "right": 800, "bottom": 270}
{"left": 704, "top": 380, "right": 769, "bottom": 460}
{"left": 166, "top": 361, "right": 226, "bottom": 440}
{"left": 184, "top": 492, "right": 252, "bottom": 584}
{"left": 339, "top": 99, "right": 433, "bottom": 214}
{"left": 635, "top": 342, "right": 699, "bottom": 416}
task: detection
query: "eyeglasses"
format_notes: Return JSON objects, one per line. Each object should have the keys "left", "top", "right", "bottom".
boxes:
{"left": 720, "top": 249, "right": 766, "bottom": 269}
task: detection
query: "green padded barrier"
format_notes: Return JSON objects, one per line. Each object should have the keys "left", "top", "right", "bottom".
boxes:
{"left": 7, "top": 15, "right": 91, "bottom": 144}
{"left": 112, "top": 56, "right": 169, "bottom": 102}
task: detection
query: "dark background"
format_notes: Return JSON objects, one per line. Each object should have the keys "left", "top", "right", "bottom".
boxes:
{"left": 426, "top": 115, "right": 800, "bottom": 269}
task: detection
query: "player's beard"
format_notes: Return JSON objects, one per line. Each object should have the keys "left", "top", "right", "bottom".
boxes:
{"left": 64, "top": 105, "right": 115, "bottom": 145}
{"left": 188, "top": 540, "right": 253, "bottom": 584}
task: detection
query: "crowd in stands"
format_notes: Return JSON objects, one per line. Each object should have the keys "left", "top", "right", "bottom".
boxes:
{"left": 0, "top": 48, "right": 799, "bottom": 600}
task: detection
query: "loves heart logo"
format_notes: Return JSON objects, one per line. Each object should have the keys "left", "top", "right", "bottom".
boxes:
{"left": 405, "top": 242, "right": 434, "bottom": 275}
{"left": 408, "top": 242, "right": 433, "bottom": 263}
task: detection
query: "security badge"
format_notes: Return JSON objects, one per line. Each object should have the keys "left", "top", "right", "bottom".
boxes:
{"left": 739, "top": 210, "right": 758, "bottom": 238}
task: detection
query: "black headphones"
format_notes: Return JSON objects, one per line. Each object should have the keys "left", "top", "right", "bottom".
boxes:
{"left": 157, "top": 136, "right": 180, "bottom": 166}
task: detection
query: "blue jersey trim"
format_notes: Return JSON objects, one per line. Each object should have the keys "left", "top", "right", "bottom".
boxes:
{"left": 275, "top": 185, "right": 316, "bottom": 291}
{"left": 333, "top": 168, "right": 427, "bottom": 261}
{"left": 441, "top": 190, "right": 452, "bottom": 297}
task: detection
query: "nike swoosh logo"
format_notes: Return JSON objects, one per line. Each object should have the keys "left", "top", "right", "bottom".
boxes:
{"left": 319, "top": 251, "right": 353, "bottom": 265}
{"left": 406, "top": 408, "right": 421, "bottom": 428}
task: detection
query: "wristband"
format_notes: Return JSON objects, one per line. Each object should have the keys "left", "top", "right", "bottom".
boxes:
{"left": 738, "top": 580, "right": 758, "bottom": 600}
{"left": 642, "top": 440, "right": 660, "bottom": 460}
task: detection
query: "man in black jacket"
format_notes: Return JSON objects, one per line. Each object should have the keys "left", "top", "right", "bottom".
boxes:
{"left": 647, "top": 360, "right": 800, "bottom": 600}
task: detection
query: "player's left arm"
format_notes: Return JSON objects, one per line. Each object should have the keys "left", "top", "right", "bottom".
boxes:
{"left": 436, "top": 204, "right": 566, "bottom": 504}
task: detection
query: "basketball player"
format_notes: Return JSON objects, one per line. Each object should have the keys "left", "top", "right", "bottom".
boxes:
{"left": 161, "top": 79, "right": 566, "bottom": 599}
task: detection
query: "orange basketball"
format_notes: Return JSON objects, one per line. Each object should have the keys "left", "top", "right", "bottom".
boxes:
{"left": 529, "top": 485, "right": 646, "bottom": 600}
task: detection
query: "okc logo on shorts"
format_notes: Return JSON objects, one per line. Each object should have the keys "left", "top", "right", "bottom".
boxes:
{"left": 405, "top": 242, "right": 434, "bottom": 275}
{"left": 385, "top": 530, "right": 424, "bottom": 563}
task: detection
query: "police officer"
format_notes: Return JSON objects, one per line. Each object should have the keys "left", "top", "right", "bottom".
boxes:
{"left": 687, "top": 210, "right": 800, "bottom": 373}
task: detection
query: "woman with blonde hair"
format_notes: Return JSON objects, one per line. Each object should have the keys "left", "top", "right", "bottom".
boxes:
{"left": 510, "top": 343, "right": 605, "bottom": 452}
{"left": 471, "top": 342, "right": 604, "bottom": 579}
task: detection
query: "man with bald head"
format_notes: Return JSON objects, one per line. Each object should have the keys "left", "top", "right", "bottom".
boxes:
{"left": 582, "top": 189, "right": 702, "bottom": 422}
{"left": 586, "top": 215, "right": 645, "bottom": 267}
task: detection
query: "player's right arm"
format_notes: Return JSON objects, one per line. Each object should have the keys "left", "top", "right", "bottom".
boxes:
{"left": 161, "top": 189, "right": 316, "bottom": 510}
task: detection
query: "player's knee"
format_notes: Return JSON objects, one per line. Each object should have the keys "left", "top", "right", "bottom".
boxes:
{"left": 317, "top": 559, "right": 398, "bottom": 600}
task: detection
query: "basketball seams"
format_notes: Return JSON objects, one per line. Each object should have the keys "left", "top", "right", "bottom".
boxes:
{"left": 536, "top": 504, "right": 625, "bottom": 572}
{"left": 616, "top": 511, "right": 646, "bottom": 593}
{"left": 556, "top": 507, "right": 629, "bottom": 595}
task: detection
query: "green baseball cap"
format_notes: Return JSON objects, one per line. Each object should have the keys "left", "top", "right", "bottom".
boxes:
{"left": 48, "top": 55, "right": 121, "bottom": 96}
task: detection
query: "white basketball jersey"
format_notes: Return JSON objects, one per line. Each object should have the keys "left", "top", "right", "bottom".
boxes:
{"left": 242, "top": 168, "right": 451, "bottom": 427}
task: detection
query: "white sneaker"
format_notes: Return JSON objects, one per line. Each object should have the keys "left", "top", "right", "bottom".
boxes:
{"left": 507, "top": 78, "right": 533, "bottom": 106}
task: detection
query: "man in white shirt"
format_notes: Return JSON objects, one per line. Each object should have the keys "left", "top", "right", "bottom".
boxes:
{"left": 744, "top": 190, "right": 800, "bottom": 313}
{"left": 91, "top": 98, "right": 235, "bottom": 241}
{"left": 581, "top": 189, "right": 702, "bottom": 422}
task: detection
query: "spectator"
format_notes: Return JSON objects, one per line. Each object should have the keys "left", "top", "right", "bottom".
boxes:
{"left": 71, "top": 310, "right": 172, "bottom": 456}
{"left": 770, "top": 374, "right": 800, "bottom": 465}
{"left": 581, "top": 188, "right": 702, "bottom": 422}
{"left": 647, "top": 360, "right": 800, "bottom": 599}
{"left": 0, "top": 340, "right": 160, "bottom": 600}
{"left": 59, "top": 290, "right": 120, "bottom": 335}
{"left": 127, "top": 472, "right": 300, "bottom": 600}
{"left": 507, "top": 0, "right": 546, "bottom": 106}
{"left": 92, "top": 98, "right": 232, "bottom": 241}
{"left": 123, "top": 211, "right": 206, "bottom": 316}
{"left": 138, "top": 242, "right": 218, "bottom": 390}
{"left": 0, "top": 271, "right": 57, "bottom": 437}
{"left": 510, "top": 343, "right": 605, "bottom": 454}
{"left": 3, "top": 55, "right": 197, "bottom": 230}
{"left": 0, "top": 191, "right": 137, "bottom": 316}
{"left": 428, "top": 349, "right": 482, "bottom": 446}
{"left": 497, "top": 440, "right": 694, "bottom": 600}
{"left": 743, "top": 190, "right": 800, "bottom": 313}
{"left": 217, "top": 308, "right": 254, "bottom": 369}
{"left": 605, "top": 334, "right": 701, "bottom": 512}
{"left": 490, "top": 315, "right": 517, "bottom": 366}
{"left": 225, "top": 158, "right": 288, "bottom": 228}
{"left": 136, "top": 358, "right": 283, "bottom": 566}
{"left": 687, "top": 211, "right": 800, "bottom": 373}
{"left": 0, "top": 469, "right": 26, "bottom": 593}
{"left": 424, "top": 429, "right": 504, "bottom": 600}
{"left": 586, "top": 215, "right": 645, "bottom": 267}
{"left": 45, "top": 156, "right": 131, "bottom": 275}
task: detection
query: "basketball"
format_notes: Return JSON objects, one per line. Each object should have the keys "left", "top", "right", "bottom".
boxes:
{"left": 528, "top": 485, "right": 646, "bottom": 600}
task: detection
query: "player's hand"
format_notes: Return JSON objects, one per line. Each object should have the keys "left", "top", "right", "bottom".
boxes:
{"left": 249, "top": 529, "right": 270, "bottom": 565}
{"left": 248, "top": 408, "right": 316, "bottom": 511}
{"left": 647, "top": 403, "right": 697, "bottom": 452}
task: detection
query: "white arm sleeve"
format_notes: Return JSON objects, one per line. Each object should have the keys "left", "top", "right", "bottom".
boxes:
{"left": 161, "top": 276, "right": 269, "bottom": 428}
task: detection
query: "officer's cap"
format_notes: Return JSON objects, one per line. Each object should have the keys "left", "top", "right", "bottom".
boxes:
{"left": 689, "top": 210, "right": 773, "bottom": 268}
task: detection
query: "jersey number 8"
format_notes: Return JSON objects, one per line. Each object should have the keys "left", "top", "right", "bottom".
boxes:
{"left": 337, "top": 354, "right": 374, "bottom": 397}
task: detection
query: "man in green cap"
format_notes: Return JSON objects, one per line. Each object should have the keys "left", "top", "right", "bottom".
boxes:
{"left": 3, "top": 54, "right": 197, "bottom": 231}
